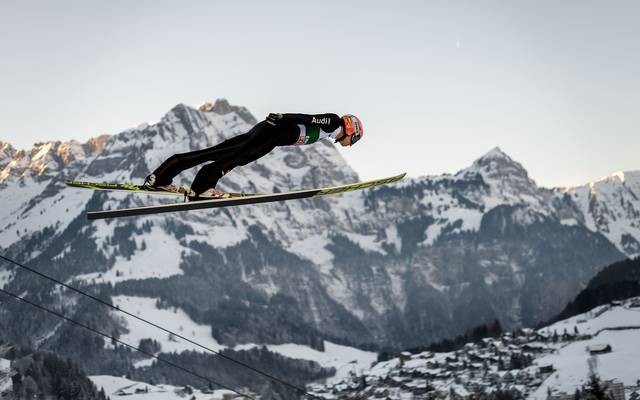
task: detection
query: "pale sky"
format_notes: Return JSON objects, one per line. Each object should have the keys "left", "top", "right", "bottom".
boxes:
{"left": 1, "top": 0, "right": 638, "bottom": 188}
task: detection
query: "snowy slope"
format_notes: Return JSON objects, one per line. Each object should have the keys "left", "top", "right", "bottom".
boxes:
{"left": 111, "top": 296, "right": 224, "bottom": 354}
{"left": 113, "top": 295, "right": 376, "bottom": 382}
{"left": 76, "top": 225, "right": 188, "bottom": 284}
{"left": 0, "top": 135, "right": 108, "bottom": 250}
{"left": 90, "top": 375, "right": 238, "bottom": 400}
{"left": 541, "top": 302, "right": 640, "bottom": 337}
{"left": 530, "top": 330, "right": 640, "bottom": 399}
{"left": 531, "top": 299, "right": 640, "bottom": 398}
{"left": 234, "top": 341, "right": 377, "bottom": 384}
{"left": 0, "top": 358, "right": 11, "bottom": 394}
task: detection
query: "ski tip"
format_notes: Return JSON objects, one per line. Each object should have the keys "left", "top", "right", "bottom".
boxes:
{"left": 385, "top": 172, "right": 407, "bottom": 181}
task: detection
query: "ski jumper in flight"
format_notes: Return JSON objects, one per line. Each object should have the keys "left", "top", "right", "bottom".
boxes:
{"left": 145, "top": 113, "right": 364, "bottom": 198}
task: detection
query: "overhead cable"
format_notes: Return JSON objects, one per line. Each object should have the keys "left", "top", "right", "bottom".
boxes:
{"left": 0, "top": 253, "right": 319, "bottom": 399}
{"left": 0, "top": 286, "right": 253, "bottom": 399}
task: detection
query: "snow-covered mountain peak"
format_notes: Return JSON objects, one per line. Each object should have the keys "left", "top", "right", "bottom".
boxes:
{"left": 0, "top": 136, "right": 110, "bottom": 183}
{"left": 29, "top": 141, "right": 58, "bottom": 175}
{"left": 86, "top": 134, "right": 110, "bottom": 154}
{"left": 555, "top": 169, "right": 640, "bottom": 257}
{"left": 0, "top": 141, "right": 17, "bottom": 169}
{"left": 618, "top": 170, "right": 640, "bottom": 194}
{"left": 478, "top": 146, "right": 510, "bottom": 161}
{"left": 198, "top": 98, "right": 258, "bottom": 125}
{"left": 0, "top": 141, "right": 15, "bottom": 154}
{"left": 462, "top": 147, "right": 531, "bottom": 182}
{"left": 609, "top": 171, "right": 626, "bottom": 183}
{"left": 565, "top": 170, "right": 640, "bottom": 196}
{"left": 593, "top": 170, "right": 640, "bottom": 192}
{"left": 451, "top": 147, "right": 546, "bottom": 213}
{"left": 56, "top": 138, "right": 102, "bottom": 166}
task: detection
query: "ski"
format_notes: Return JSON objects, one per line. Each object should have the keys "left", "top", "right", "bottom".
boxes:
{"left": 64, "top": 180, "right": 256, "bottom": 199}
{"left": 85, "top": 173, "right": 406, "bottom": 220}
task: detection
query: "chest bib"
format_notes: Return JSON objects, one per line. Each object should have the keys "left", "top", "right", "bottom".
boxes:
{"left": 293, "top": 124, "right": 341, "bottom": 145}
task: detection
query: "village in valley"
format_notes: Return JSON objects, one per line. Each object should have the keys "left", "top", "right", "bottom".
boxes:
{"left": 309, "top": 298, "right": 640, "bottom": 400}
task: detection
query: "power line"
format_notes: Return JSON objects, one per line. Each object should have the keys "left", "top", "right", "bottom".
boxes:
{"left": 0, "top": 286, "right": 253, "bottom": 399}
{"left": 0, "top": 253, "right": 319, "bottom": 399}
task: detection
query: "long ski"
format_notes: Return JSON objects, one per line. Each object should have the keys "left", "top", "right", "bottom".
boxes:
{"left": 85, "top": 173, "right": 406, "bottom": 220}
{"left": 64, "top": 180, "right": 255, "bottom": 199}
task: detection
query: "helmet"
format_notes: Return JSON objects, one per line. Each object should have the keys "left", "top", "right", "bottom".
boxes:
{"left": 341, "top": 114, "right": 364, "bottom": 145}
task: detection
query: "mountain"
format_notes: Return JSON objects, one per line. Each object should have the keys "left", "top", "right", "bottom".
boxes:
{"left": 0, "top": 141, "right": 17, "bottom": 172}
{"left": 0, "top": 136, "right": 108, "bottom": 182}
{"left": 553, "top": 171, "right": 640, "bottom": 257}
{"left": 0, "top": 99, "right": 637, "bottom": 394}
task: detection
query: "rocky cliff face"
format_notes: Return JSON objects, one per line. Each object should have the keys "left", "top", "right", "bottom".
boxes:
{"left": 0, "top": 100, "right": 635, "bottom": 363}
{"left": 553, "top": 171, "right": 640, "bottom": 257}
{"left": 0, "top": 135, "right": 109, "bottom": 182}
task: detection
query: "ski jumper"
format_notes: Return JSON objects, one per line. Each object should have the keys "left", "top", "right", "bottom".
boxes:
{"left": 150, "top": 113, "right": 344, "bottom": 196}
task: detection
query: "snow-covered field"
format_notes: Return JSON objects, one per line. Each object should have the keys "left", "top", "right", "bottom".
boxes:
{"left": 112, "top": 295, "right": 377, "bottom": 384}
{"left": 235, "top": 341, "right": 377, "bottom": 384}
{"left": 530, "top": 329, "right": 640, "bottom": 399}
{"left": 541, "top": 303, "right": 640, "bottom": 336}
{"left": 530, "top": 300, "right": 640, "bottom": 398}
{"left": 90, "top": 375, "right": 237, "bottom": 400}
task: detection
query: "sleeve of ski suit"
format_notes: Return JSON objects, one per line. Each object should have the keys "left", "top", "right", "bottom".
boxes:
{"left": 268, "top": 113, "right": 344, "bottom": 132}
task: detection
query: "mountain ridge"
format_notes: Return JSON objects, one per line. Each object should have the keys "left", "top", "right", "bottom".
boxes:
{"left": 1, "top": 123, "right": 636, "bottom": 204}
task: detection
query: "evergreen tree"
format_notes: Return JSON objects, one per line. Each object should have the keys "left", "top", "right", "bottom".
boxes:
{"left": 510, "top": 353, "right": 522, "bottom": 370}
{"left": 22, "top": 376, "right": 38, "bottom": 399}
{"left": 498, "top": 355, "right": 505, "bottom": 371}
{"left": 585, "top": 374, "right": 609, "bottom": 400}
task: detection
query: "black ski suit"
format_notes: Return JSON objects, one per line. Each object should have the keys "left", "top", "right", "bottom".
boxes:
{"left": 151, "top": 113, "right": 344, "bottom": 196}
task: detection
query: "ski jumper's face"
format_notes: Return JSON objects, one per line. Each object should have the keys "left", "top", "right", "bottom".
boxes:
{"left": 338, "top": 135, "right": 352, "bottom": 147}
{"left": 337, "top": 127, "right": 360, "bottom": 147}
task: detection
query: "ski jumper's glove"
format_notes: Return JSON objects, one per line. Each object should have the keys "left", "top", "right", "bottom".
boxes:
{"left": 266, "top": 113, "right": 283, "bottom": 126}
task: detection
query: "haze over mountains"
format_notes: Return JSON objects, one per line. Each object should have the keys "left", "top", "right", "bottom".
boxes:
{"left": 0, "top": 99, "right": 638, "bottom": 396}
